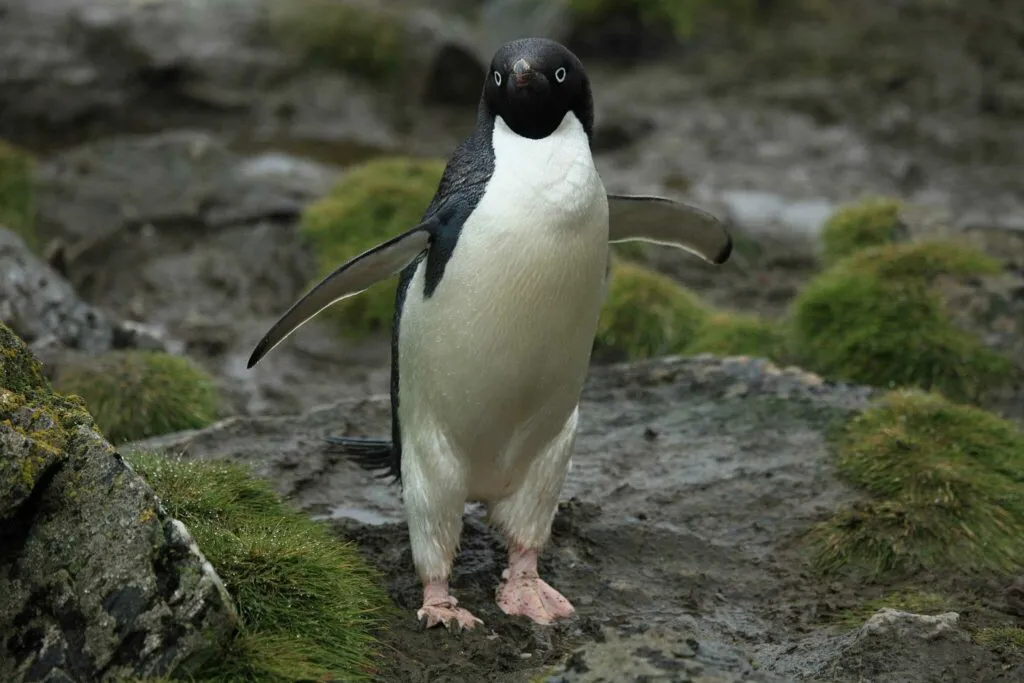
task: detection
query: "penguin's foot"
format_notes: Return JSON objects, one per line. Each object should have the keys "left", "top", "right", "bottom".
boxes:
{"left": 417, "top": 581, "right": 483, "bottom": 631}
{"left": 496, "top": 546, "right": 575, "bottom": 625}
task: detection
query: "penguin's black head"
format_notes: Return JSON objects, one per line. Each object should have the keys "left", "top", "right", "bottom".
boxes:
{"left": 482, "top": 37, "right": 594, "bottom": 140}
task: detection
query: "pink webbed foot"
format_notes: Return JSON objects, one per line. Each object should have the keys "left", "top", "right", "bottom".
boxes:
{"left": 417, "top": 581, "right": 483, "bottom": 631}
{"left": 496, "top": 546, "right": 575, "bottom": 625}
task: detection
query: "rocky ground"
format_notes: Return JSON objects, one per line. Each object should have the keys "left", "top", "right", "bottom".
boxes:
{"left": 2, "top": 0, "right": 1024, "bottom": 680}
{"left": 135, "top": 356, "right": 1024, "bottom": 682}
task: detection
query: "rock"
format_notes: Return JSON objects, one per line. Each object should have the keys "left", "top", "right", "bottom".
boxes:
{"left": 544, "top": 624, "right": 793, "bottom": 683}
{"left": 859, "top": 608, "right": 963, "bottom": 641}
{"left": 0, "top": 227, "right": 168, "bottom": 355}
{"left": 0, "top": 322, "right": 237, "bottom": 681}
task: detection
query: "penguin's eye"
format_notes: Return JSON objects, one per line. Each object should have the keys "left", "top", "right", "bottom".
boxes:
{"left": 493, "top": 71, "right": 502, "bottom": 86}
{"left": 554, "top": 67, "right": 567, "bottom": 83}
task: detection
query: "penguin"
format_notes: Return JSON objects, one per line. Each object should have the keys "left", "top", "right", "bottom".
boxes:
{"left": 247, "top": 37, "right": 732, "bottom": 631}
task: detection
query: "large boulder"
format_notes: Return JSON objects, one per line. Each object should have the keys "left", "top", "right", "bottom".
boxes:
{"left": 0, "top": 226, "right": 167, "bottom": 357}
{"left": 0, "top": 322, "right": 236, "bottom": 681}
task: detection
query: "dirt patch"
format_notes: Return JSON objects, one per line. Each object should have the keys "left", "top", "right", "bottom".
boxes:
{"left": 133, "top": 357, "right": 1023, "bottom": 682}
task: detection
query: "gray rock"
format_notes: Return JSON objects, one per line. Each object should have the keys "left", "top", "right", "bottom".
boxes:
{"left": 0, "top": 227, "right": 167, "bottom": 354}
{"left": 544, "top": 623, "right": 796, "bottom": 683}
{"left": 0, "top": 322, "right": 237, "bottom": 681}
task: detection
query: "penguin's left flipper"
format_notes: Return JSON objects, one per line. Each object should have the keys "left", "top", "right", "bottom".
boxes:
{"left": 247, "top": 222, "right": 434, "bottom": 369}
{"left": 607, "top": 194, "right": 733, "bottom": 265}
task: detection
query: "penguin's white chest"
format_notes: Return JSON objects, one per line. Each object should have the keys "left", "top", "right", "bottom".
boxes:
{"left": 399, "top": 112, "right": 608, "bottom": 498}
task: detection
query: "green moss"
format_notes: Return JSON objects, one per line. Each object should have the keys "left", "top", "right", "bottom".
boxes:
{"left": 832, "top": 590, "right": 949, "bottom": 628}
{"left": 299, "top": 156, "right": 444, "bottom": 338}
{"left": 974, "top": 626, "right": 1024, "bottom": 652}
{"left": 789, "top": 241, "right": 1012, "bottom": 403}
{"left": 567, "top": 0, "right": 760, "bottom": 38}
{"left": 595, "top": 261, "right": 709, "bottom": 360}
{"left": 0, "top": 322, "right": 48, "bottom": 395}
{"left": 0, "top": 139, "right": 36, "bottom": 252}
{"left": 810, "top": 389, "right": 1024, "bottom": 579}
{"left": 126, "top": 452, "right": 390, "bottom": 682}
{"left": 819, "top": 197, "right": 904, "bottom": 266}
{"left": 266, "top": 0, "right": 404, "bottom": 80}
{"left": 52, "top": 350, "right": 221, "bottom": 445}
{"left": 685, "top": 311, "right": 788, "bottom": 361}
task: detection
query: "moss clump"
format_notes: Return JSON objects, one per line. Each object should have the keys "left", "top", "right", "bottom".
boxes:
{"left": 833, "top": 590, "right": 949, "bottom": 628}
{"left": 595, "top": 261, "right": 709, "bottom": 360}
{"left": 0, "top": 322, "right": 48, "bottom": 395}
{"left": 0, "top": 139, "right": 37, "bottom": 252}
{"left": 567, "top": 0, "right": 759, "bottom": 38}
{"left": 126, "top": 452, "right": 390, "bottom": 682}
{"left": 974, "top": 626, "right": 1024, "bottom": 652}
{"left": 789, "top": 240, "right": 1012, "bottom": 403}
{"left": 52, "top": 350, "right": 221, "bottom": 445}
{"left": 819, "top": 197, "right": 904, "bottom": 266}
{"left": 267, "top": 0, "right": 404, "bottom": 80}
{"left": 299, "top": 156, "right": 444, "bottom": 338}
{"left": 686, "top": 311, "right": 788, "bottom": 362}
{"left": 810, "top": 389, "right": 1024, "bottom": 579}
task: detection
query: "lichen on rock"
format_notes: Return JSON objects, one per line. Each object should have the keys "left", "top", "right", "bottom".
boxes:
{"left": 0, "top": 322, "right": 237, "bottom": 682}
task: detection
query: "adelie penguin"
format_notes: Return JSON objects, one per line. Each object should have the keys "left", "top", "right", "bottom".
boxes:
{"left": 248, "top": 37, "right": 732, "bottom": 630}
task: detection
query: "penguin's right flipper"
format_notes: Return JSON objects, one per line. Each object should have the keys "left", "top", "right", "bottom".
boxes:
{"left": 247, "top": 222, "right": 435, "bottom": 369}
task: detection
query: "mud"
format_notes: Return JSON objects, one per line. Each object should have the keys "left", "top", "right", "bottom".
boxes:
{"left": 134, "top": 357, "right": 1024, "bottom": 682}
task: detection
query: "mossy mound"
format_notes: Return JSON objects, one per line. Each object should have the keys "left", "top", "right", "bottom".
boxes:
{"left": 789, "top": 240, "right": 1012, "bottom": 403}
{"left": 299, "top": 156, "right": 444, "bottom": 338}
{"left": 126, "top": 452, "right": 390, "bottom": 682}
{"left": 267, "top": 0, "right": 404, "bottom": 80}
{"left": 0, "top": 139, "right": 37, "bottom": 252}
{"left": 819, "top": 197, "right": 904, "bottom": 266}
{"left": 686, "top": 311, "right": 788, "bottom": 362}
{"left": 567, "top": 0, "right": 759, "bottom": 38}
{"left": 595, "top": 261, "right": 709, "bottom": 360}
{"left": 52, "top": 350, "right": 221, "bottom": 444}
{"left": 810, "top": 389, "right": 1024, "bottom": 579}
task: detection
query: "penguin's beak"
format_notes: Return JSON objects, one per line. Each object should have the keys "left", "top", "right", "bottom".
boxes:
{"left": 512, "top": 58, "right": 533, "bottom": 87}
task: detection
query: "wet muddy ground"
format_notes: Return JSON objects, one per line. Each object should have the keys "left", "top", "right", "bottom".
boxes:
{"left": 135, "top": 357, "right": 1024, "bottom": 682}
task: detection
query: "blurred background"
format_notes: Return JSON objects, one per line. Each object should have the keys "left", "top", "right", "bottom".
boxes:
{"left": 1, "top": 0, "right": 1022, "bottom": 424}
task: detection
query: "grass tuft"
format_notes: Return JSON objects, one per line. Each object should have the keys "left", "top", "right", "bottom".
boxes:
{"left": 266, "top": 0, "right": 405, "bottom": 80}
{"left": 567, "top": 0, "right": 761, "bottom": 38}
{"left": 52, "top": 350, "right": 221, "bottom": 444}
{"left": 686, "top": 311, "right": 789, "bottom": 362}
{"left": 299, "top": 156, "right": 444, "bottom": 339}
{"left": 789, "top": 240, "right": 1012, "bottom": 403}
{"left": 974, "top": 626, "right": 1024, "bottom": 652}
{"left": 0, "top": 139, "right": 37, "bottom": 252}
{"left": 595, "top": 260, "right": 709, "bottom": 360}
{"left": 819, "top": 196, "right": 904, "bottom": 266}
{"left": 810, "top": 389, "right": 1024, "bottom": 579}
{"left": 126, "top": 452, "right": 391, "bottom": 682}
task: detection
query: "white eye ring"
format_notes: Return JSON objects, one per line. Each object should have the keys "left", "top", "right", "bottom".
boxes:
{"left": 555, "top": 67, "right": 567, "bottom": 83}
{"left": 494, "top": 70, "right": 502, "bottom": 86}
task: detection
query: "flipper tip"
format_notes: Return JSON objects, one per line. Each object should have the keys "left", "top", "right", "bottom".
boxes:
{"left": 713, "top": 234, "right": 733, "bottom": 265}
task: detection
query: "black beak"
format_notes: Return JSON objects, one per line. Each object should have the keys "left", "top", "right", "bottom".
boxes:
{"left": 512, "top": 58, "right": 533, "bottom": 87}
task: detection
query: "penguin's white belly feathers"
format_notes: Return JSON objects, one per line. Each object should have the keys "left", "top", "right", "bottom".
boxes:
{"left": 399, "top": 112, "right": 608, "bottom": 501}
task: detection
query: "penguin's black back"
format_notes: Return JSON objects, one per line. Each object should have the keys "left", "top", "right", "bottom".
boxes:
{"left": 333, "top": 103, "right": 498, "bottom": 485}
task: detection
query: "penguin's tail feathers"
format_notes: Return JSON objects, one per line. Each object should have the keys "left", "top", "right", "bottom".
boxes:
{"left": 325, "top": 436, "right": 399, "bottom": 482}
